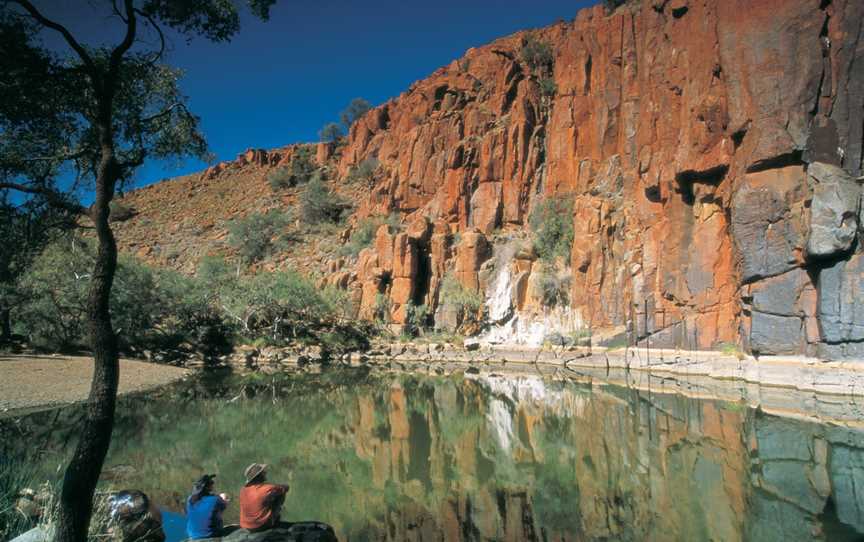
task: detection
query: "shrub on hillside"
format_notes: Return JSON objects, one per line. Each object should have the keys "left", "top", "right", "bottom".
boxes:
{"left": 372, "top": 293, "right": 391, "bottom": 324}
{"left": 529, "top": 195, "right": 574, "bottom": 264}
{"left": 538, "top": 270, "right": 571, "bottom": 307}
{"left": 268, "top": 146, "right": 317, "bottom": 191}
{"left": 346, "top": 157, "right": 379, "bottom": 187}
{"left": 603, "top": 0, "right": 628, "bottom": 12}
{"left": 226, "top": 209, "right": 292, "bottom": 265}
{"left": 340, "top": 97, "right": 372, "bottom": 129}
{"left": 300, "top": 177, "right": 348, "bottom": 224}
{"left": 266, "top": 167, "right": 293, "bottom": 190}
{"left": 438, "top": 273, "right": 484, "bottom": 333}
{"left": 539, "top": 77, "right": 557, "bottom": 97}
{"left": 319, "top": 122, "right": 343, "bottom": 143}
{"left": 109, "top": 200, "right": 137, "bottom": 222}
{"left": 339, "top": 213, "right": 400, "bottom": 258}
{"left": 403, "top": 302, "right": 430, "bottom": 337}
{"left": 521, "top": 33, "right": 554, "bottom": 70}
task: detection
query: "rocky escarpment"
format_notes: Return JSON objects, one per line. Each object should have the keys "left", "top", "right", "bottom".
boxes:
{"left": 114, "top": 0, "right": 864, "bottom": 359}
{"left": 333, "top": 0, "right": 864, "bottom": 358}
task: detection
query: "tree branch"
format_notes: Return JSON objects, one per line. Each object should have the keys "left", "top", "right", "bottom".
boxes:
{"left": 0, "top": 182, "right": 87, "bottom": 215}
{"left": 108, "top": 0, "right": 137, "bottom": 80}
{"left": 141, "top": 102, "right": 189, "bottom": 124}
{"left": 9, "top": 0, "right": 97, "bottom": 75}
{"left": 135, "top": 8, "right": 166, "bottom": 66}
{"left": 111, "top": 0, "right": 128, "bottom": 24}
{"left": 19, "top": 148, "right": 88, "bottom": 163}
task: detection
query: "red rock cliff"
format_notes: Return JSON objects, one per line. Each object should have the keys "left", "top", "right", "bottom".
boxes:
{"left": 114, "top": 0, "right": 864, "bottom": 359}
{"left": 335, "top": 0, "right": 864, "bottom": 358}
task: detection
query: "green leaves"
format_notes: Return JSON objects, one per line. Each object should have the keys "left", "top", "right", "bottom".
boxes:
{"left": 520, "top": 33, "right": 554, "bottom": 71}
{"left": 319, "top": 122, "right": 344, "bottom": 143}
{"left": 529, "top": 194, "right": 574, "bottom": 265}
{"left": 267, "top": 144, "right": 317, "bottom": 190}
{"left": 339, "top": 97, "right": 372, "bottom": 129}
{"left": 139, "top": 0, "right": 275, "bottom": 43}
{"left": 1, "top": 0, "right": 275, "bottom": 198}
{"left": 226, "top": 209, "right": 293, "bottom": 265}
{"left": 300, "top": 176, "right": 349, "bottom": 224}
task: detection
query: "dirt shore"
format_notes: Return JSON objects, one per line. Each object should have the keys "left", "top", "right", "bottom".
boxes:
{"left": 0, "top": 354, "right": 189, "bottom": 417}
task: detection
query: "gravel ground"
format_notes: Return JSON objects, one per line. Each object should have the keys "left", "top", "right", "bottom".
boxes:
{"left": 0, "top": 354, "right": 189, "bottom": 417}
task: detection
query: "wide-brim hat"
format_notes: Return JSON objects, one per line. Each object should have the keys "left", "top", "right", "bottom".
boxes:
{"left": 244, "top": 463, "right": 268, "bottom": 483}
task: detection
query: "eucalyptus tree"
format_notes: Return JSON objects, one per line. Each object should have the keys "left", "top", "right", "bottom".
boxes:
{"left": 0, "top": 2, "right": 275, "bottom": 541}
{"left": 0, "top": 195, "right": 76, "bottom": 341}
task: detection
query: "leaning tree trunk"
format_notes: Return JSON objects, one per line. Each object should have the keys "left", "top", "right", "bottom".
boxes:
{"left": 55, "top": 153, "right": 120, "bottom": 542}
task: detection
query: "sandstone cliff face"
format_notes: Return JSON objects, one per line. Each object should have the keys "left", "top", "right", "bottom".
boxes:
{"left": 336, "top": 0, "right": 864, "bottom": 357}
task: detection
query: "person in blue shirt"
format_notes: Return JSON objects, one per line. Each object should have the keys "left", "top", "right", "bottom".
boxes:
{"left": 185, "top": 474, "right": 229, "bottom": 540}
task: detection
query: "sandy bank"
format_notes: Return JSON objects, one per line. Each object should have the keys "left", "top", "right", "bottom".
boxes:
{"left": 0, "top": 355, "right": 188, "bottom": 418}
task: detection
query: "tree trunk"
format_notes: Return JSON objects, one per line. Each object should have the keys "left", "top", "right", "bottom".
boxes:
{"left": 0, "top": 305, "right": 10, "bottom": 341}
{"left": 54, "top": 155, "right": 119, "bottom": 542}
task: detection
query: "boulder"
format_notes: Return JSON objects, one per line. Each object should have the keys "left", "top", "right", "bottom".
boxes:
{"left": 221, "top": 522, "right": 336, "bottom": 542}
{"left": 806, "top": 162, "right": 861, "bottom": 259}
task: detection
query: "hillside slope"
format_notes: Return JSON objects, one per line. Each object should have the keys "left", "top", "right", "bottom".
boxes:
{"left": 114, "top": 0, "right": 864, "bottom": 359}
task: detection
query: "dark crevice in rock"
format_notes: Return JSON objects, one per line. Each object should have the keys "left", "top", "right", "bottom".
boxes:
{"left": 674, "top": 165, "right": 729, "bottom": 205}
{"left": 746, "top": 150, "right": 804, "bottom": 173}
{"left": 810, "top": 13, "right": 831, "bottom": 117}
{"left": 433, "top": 85, "right": 449, "bottom": 111}
{"left": 495, "top": 490, "right": 508, "bottom": 527}
{"left": 822, "top": 338, "right": 864, "bottom": 345}
{"left": 731, "top": 124, "right": 748, "bottom": 149}
{"left": 502, "top": 73, "right": 524, "bottom": 114}
{"left": 491, "top": 49, "right": 515, "bottom": 61}
{"left": 644, "top": 184, "right": 662, "bottom": 203}
{"left": 504, "top": 61, "right": 523, "bottom": 86}
{"left": 412, "top": 240, "right": 433, "bottom": 308}
{"left": 671, "top": 6, "right": 688, "bottom": 18}
{"left": 380, "top": 271, "right": 393, "bottom": 292}
{"left": 740, "top": 266, "right": 799, "bottom": 287}
{"left": 379, "top": 106, "right": 391, "bottom": 131}
{"left": 806, "top": 235, "right": 858, "bottom": 266}
{"left": 584, "top": 55, "right": 593, "bottom": 95}
{"left": 819, "top": 0, "right": 831, "bottom": 9}
{"left": 652, "top": 0, "right": 669, "bottom": 14}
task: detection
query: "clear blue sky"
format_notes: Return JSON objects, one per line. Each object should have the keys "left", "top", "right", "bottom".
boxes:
{"left": 43, "top": 0, "right": 597, "bottom": 192}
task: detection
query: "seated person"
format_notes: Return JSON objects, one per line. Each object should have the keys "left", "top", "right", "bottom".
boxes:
{"left": 186, "top": 474, "right": 229, "bottom": 539}
{"left": 238, "top": 463, "right": 290, "bottom": 531}
{"left": 109, "top": 490, "right": 165, "bottom": 542}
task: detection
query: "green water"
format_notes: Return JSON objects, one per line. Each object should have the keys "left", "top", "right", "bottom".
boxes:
{"left": 4, "top": 368, "right": 864, "bottom": 541}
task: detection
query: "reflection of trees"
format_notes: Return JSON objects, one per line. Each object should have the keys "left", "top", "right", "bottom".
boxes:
{"left": 6, "top": 371, "right": 864, "bottom": 541}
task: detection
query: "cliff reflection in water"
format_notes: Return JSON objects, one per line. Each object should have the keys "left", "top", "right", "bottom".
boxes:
{"left": 9, "top": 370, "right": 864, "bottom": 541}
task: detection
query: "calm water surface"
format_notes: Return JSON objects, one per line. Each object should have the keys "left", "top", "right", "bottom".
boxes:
{"left": 4, "top": 368, "right": 864, "bottom": 541}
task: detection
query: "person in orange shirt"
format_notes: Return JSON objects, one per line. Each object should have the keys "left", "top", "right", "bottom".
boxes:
{"left": 238, "top": 463, "right": 290, "bottom": 531}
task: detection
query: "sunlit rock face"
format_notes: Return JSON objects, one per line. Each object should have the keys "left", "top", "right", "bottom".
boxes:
{"left": 338, "top": 0, "right": 864, "bottom": 356}
{"left": 108, "top": 0, "right": 864, "bottom": 356}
